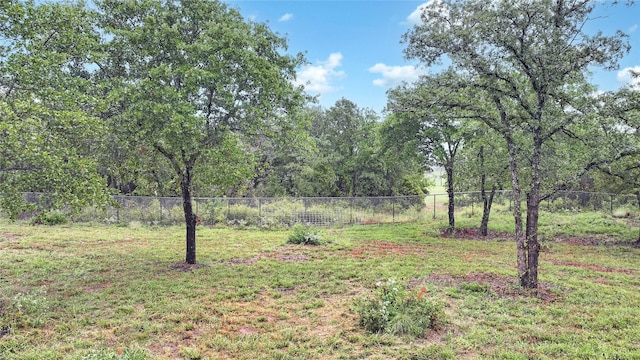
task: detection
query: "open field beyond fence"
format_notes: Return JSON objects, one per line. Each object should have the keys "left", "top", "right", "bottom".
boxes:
{"left": 1, "top": 209, "right": 639, "bottom": 359}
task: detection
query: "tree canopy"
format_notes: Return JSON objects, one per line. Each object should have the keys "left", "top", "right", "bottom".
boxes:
{"left": 95, "top": 0, "right": 308, "bottom": 263}
{"left": 403, "top": 0, "right": 637, "bottom": 288}
{"left": 0, "top": 0, "right": 111, "bottom": 218}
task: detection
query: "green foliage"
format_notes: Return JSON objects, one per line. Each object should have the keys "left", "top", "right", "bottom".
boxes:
{"left": 460, "top": 282, "right": 490, "bottom": 293}
{"left": 354, "top": 279, "right": 445, "bottom": 337}
{"left": 0, "top": 1, "right": 112, "bottom": 218}
{"left": 30, "top": 211, "right": 68, "bottom": 226}
{"left": 287, "top": 224, "right": 323, "bottom": 245}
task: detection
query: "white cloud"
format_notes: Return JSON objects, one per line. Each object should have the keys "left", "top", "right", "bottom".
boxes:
{"left": 629, "top": 24, "right": 638, "bottom": 33}
{"left": 295, "top": 53, "right": 345, "bottom": 94}
{"left": 617, "top": 66, "right": 640, "bottom": 89}
{"left": 368, "top": 63, "right": 425, "bottom": 88}
{"left": 278, "top": 13, "right": 293, "bottom": 22}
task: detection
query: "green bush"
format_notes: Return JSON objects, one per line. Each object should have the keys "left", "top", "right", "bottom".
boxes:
{"left": 354, "top": 279, "right": 445, "bottom": 337}
{"left": 287, "top": 224, "right": 323, "bottom": 245}
{"left": 31, "top": 211, "right": 68, "bottom": 225}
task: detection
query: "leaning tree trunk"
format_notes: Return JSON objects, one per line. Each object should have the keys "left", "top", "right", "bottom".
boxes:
{"left": 181, "top": 167, "right": 197, "bottom": 264}
{"left": 445, "top": 162, "right": 455, "bottom": 234}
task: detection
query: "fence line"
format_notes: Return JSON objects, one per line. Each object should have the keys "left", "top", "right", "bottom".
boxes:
{"left": 15, "top": 190, "right": 640, "bottom": 227}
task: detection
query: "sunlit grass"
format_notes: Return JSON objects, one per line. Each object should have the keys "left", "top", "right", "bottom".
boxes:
{"left": 1, "top": 211, "right": 639, "bottom": 359}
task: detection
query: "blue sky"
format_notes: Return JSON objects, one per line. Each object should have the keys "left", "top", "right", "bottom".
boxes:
{"left": 227, "top": 0, "right": 640, "bottom": 114}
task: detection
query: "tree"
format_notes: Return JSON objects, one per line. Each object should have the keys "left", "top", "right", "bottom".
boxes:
{"left": 593, "top": 85, "right": 640, "bottom": 242}
{"left": 98, "top": 0, "right": 307, "bottom": 264}
{"left": 0, "top": 1, "right": 111, "bottom": 218}
{"left": 311, "top": 98, "right": 384, "bottom": 197}
{"left": 404, "top": 0, "right": 635, "bottom": 288}
{"left": 378, "top": 113, "right": 432, "bottom": 196}
{"left": 387, "top": 81, "right": 467, "bottom": 233}
{"left": 455, "top": 122, "right": 509, "bottom": 236}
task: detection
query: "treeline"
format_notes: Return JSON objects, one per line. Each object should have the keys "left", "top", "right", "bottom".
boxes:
{"left": 104, "top": 98, "right": 431, "bottom": 199}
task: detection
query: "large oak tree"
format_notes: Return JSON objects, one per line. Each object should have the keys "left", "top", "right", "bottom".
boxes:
{"left": 404, "top": 0, "right": 636, "bottom": 288}
{"left": 98, "top": 0, "right": 307, "bottom": 264}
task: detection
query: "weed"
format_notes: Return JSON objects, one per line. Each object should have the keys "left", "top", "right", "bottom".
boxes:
{"left": 287, "top": 224, "right": 323, "bottom": 245}
{"left": 0, "top": 289, "right": 50, "bottom": 330}
{"left": 354, "top": 279, "right": 445, "bottom": 337}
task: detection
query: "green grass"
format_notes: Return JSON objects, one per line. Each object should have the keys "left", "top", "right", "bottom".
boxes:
{"left": 1, "top": 210, "right": 639, "bottom": 359}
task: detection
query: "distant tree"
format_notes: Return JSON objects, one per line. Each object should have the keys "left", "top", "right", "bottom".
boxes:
{"left": 455, "top": 122, "right": 509, "bottom": 236}
{"left": 594, "top": 85, "right": 640, "bottom": 242}
{"left": 98, "top": 0, "right": 307, "bottom": 264}
{"left": 404, "top": 0, "right": 636, "bottom": 288}
{"left": 312, "top": 98, "right": 385, "bottom": 197}
{"left": 387, "top": 81, "right": 468, "bottom": 233}
{"left": 378, "top": 113, "right": 432, "bottom": 196}
{"left": 0, "top": 1, "right": 111, "bottom": 218}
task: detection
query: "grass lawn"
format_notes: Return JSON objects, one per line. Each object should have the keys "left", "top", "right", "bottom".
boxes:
{"left": 1, "top": 210, "right": 639, "bottom": 359}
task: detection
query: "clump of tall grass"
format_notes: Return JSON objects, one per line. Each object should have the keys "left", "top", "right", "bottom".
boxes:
{"left": 354, "top": 279, "right": 445, "bottom": 337}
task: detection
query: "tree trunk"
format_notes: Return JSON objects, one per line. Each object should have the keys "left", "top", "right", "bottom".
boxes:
{"left": 446, "top": 162, "right": 455, "bottom": 234}
{"left": 522, "top": 138, "right": 543, "bottom": 289}
{"left": 506, "top": 139, "right": 527, "bottom": 288}
{"left": 478, "top": 145, "right": 496, "bottom": 237}
{"left": 636, "top": 192, "right": 640, "bottom": 244}
{"left": 480, "top": 185, "right": 496, "bottom": 237}
{"left": 181, "top": 167, "right": 197, "bottom": 264}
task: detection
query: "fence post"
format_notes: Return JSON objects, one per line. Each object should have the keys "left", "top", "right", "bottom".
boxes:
{"left": 610, "top": 194, "right": 613, "bottom": 214}
{"left": 433, "top": 195, "right": 436, "bottom": 219}
{"left": 350, "top": 198, "right": 354, "bottom": 224}
{"left": 258, "top": 198, "right": 262, "bottom": 225}
{"left": 392, "top": 198, "right": 395, "bottom": 223}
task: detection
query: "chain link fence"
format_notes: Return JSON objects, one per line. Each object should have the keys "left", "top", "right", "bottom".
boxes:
{"left": 14, "top": 190, "right": 640, "bottom": 227}
{"left": 68, "top": 194, "right": 428, "bottom": 226}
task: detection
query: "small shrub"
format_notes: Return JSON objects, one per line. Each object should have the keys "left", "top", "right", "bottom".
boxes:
{"left": 612, "top": 208, "right": 631, "bottom": 218}
{"left": 287, "top": 224, "right": 323, "bottom": 245}
{"left": 31, "top": 211, "right": 68, "bottom": 225}
{"left": 354, "top": 279, "right": 445, "bottom": 337}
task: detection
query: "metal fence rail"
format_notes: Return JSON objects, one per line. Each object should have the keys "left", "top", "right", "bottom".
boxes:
{"left": 13, "top": 191, "right": 640, "bottom": 227}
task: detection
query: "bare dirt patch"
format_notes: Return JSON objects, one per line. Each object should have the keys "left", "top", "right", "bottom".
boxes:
{"left": 439, "top": 228, "right": 513, "bottom": 240}
{"left": 170, "top": 262, "right": 206, "bottom": 272}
